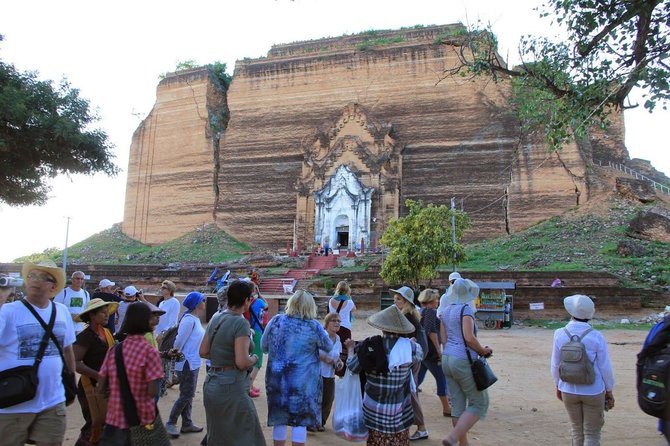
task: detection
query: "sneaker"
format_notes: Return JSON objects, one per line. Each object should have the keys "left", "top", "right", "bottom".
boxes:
{"left": 166, "top": 423, "right": 180, "bottom": 438}
{"left": 249, "top": 388, "right": 261, "bottom": 398}
{"left": 181, "top": 424, "right": 204, "bottom": 434}
{"left": 409, "top": 430, "right": 429, "bottom": 441}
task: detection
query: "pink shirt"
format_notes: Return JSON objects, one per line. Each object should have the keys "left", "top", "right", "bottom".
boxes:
{"left": 99, "top": 335, "right": 163, "bottom": 428}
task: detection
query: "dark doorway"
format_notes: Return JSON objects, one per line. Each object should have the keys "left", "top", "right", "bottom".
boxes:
{"left": 336, "top": 226, "right": 349, "bottom": 248}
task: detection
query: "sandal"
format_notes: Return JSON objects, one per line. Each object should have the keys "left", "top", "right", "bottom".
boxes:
{"left": 443, "top": 411, "right": 452, "bottom": 417}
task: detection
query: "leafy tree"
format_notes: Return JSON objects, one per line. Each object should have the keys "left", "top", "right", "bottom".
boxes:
{"left": 380, "top": 200, "right": 470, "bottom": 289}
{"left": 174, "top": 59, "right": 198, "bottom": 71}
{"left": 0, "top": 37, "right": 117, "bottom": 205}
{"left": 444, "top": 1, "right": 669, "bottom": 150}
{"left": 208, "top": 61, "right": 233, "bottom": 89}
{"left": 14, "top": 247, "right": 61, "bottom": 263}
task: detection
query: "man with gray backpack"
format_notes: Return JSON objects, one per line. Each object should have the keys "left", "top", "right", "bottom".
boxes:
{"left": 551, "top": 294, "right": 615, "bottom": 446}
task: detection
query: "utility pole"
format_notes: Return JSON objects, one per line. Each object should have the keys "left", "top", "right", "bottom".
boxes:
{"left": 63, "top": 216, "right": 71, "bottom": 276}
{"left": 451, "top": 197, "right": 457, "bottom": 272}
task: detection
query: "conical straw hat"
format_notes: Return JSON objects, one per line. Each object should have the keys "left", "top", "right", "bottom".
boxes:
{"left": 367, "top": 305, "right": 415, "bottom": 334}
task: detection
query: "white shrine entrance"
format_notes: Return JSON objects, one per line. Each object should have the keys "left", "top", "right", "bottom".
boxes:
{"left": 313, "top": 165, "right": 373, "bottom": 250}
{"left": 294, "top": 103, "right": 402, "bottom": 252}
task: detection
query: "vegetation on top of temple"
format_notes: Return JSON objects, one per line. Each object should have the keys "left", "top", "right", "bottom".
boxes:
{"left": 0, "top": 35, "right": 117, "bottom": 206}
{"left": 356, "top": 36, "right": 405, "bottom": 51}
{"left": 159, "top": 60, "right": 233, "bottom": 89}
{"left": 444, "top": 0, "right": 670, "bottom": 151}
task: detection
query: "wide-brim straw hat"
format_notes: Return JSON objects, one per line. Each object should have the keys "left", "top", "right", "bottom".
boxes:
{"left": 22, "top": 260, "right": 66, "bottom": 297}
{"left": 367, "top": 305, "right": 415, "bottom": 334}
{"left": 389, "top": 286, "right": 414, "bottom": 305}
{"left": 442, "top": 278, "right": 479, "bottom": 305}
{"left": 75, "top": 298, "right": 119, "bottom": 322}
{"left": 564, "top": 294, "right": 595, "bottom": 320}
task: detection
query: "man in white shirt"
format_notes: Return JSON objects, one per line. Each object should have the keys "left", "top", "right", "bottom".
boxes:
{"left": 0, "top": 260, "right": 76, "bottom": 446}
{"left": 53, "top": 270, "right": 90, "bottom": 333}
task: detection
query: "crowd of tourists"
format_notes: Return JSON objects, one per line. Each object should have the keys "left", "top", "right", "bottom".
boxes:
{"left": 3, "top": 260, "right": 669, "bottom": 446}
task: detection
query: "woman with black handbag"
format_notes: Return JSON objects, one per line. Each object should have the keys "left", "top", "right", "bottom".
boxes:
{"left": 97, "top": 302, "right": 167, "bottom": 446}
{"left": 438, "top": 278, "right": 493, "bottom": 446}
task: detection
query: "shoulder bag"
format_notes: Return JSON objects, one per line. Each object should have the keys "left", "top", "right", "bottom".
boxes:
{"left": 459, "top": 305, "right": 497, "bottom": 391}
{"left": 115, "top": 343, "right": 171, "bottom": 446}
{"left": 21, "top": 299, "right": 77, "bottom": 405}
{"left": 0, "top": 300, "right": 56, "bottom": 408}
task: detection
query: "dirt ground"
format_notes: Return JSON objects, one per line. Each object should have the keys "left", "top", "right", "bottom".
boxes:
{"left": 61, "top": 313, "right": 666, "bottom": 446}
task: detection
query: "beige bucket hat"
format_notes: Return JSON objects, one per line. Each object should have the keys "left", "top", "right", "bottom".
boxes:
{"left": 564, "top": 294, "right": 595, "bottom": 320}
{"left": 442, "top": 278, "right": 480, "bottom": 305}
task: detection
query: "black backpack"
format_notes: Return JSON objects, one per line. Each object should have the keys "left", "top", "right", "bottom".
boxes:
{"left": 637, "top": 315, "right": 670, "bottom": 419}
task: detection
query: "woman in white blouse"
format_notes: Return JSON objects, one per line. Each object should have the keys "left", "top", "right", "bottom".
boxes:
{"left": 165, "top": 292, "right": 207, "bottom": 438}
{"left": 550, "top": 294, "right": 615, "bottom": 446}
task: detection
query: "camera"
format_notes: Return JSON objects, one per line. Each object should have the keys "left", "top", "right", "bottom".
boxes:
{"left": 0, "top": 277, "right": 24, "bottom": 288}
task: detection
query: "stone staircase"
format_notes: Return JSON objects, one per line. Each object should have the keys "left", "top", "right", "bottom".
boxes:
{"left": 258, "top": 254, "right": 339, "bottom": 295}
{"left": 258, "top": 277, "right": 298, "bottom": 295}
{"left": 305, "top": 254, "right": 338, "bottom": 270}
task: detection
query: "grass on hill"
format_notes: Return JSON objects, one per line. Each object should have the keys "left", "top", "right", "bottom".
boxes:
{"left": 457, "top": 199, "right": 669, "bottom": 289}
{"left": 15, "top": 223, "right": 250, "bottom": 264}
{"left": 14, "top": 198, "right": 669, "bottom": 294}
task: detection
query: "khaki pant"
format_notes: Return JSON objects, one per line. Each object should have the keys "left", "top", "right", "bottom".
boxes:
{"left": 0, "top": 402, "right": 67, "bottom": 446}
{"left": 410, "top": 362, "right": 425, "bottom": 427}
{"left": 562, "top": 391, "right": 605, "bottom": 446}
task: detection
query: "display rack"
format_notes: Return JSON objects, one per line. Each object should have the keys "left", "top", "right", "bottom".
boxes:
{"left": 474, "top": 281, "right": 515, "bottom": 329}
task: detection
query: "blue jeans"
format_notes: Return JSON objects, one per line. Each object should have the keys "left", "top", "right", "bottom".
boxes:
{"left": 168, "top": 361, "right": 199, "bottom": 428}
{"left": 662, "top": 419, "right": 670, "bottom": 443}
{"left": 418, "top": 358, "right": 448, "bottom": 396}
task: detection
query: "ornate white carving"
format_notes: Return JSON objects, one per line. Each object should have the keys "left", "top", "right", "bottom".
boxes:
{"left": 313, "top": 165, "right": 374, "bottom": 250}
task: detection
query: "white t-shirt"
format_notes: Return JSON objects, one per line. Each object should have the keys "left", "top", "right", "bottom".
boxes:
{"left": 116, "top": 300, "right": 135, "bottom": 332}
{"left": 53, "top": 286, "right": 90, "bottom": 333}
{"left": 329, "top": 299, "right": 355, "bottom": 330}
{"left": 173, "top": 313, "right": 205, "bottom": 372}
{"left": 0, "top": 300, "right": 76, "bottom": 414}
{"left": 320, "top": 334, "right": 342, "bottom": 378}
{"left": 155, "top": 297, "right": 180, "bottom": 336}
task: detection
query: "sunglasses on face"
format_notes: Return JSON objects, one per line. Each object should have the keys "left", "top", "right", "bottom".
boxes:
{"left": 27, "top": 272, "right": 57, "bottom": 284}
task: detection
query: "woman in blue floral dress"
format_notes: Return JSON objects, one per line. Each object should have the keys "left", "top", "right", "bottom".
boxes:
{"left": 262, "top": 290, "right": 333, "bottom": 445}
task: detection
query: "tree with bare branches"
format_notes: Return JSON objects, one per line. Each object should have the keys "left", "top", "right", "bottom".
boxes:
{"left": 443, "top": 0, "right": 669, "bottom": 150}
